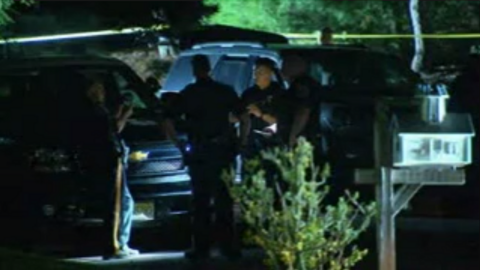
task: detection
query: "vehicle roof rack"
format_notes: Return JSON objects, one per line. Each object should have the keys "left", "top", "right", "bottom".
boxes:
{"left": 192, "top": 42, "right": 264, "bottom": 50}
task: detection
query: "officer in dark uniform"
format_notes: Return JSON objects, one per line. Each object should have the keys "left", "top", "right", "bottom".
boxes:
{"left": 278, "top": 54, "right": 323, "bottom": 161}
{"left": 79, "top": 76, "right": 139, "bottom": 259}
{"left": 163, "top": 55, "right": 243, "bottom": 260}
{"left": 238, "top": 57, "right": 284, "bottom": 157}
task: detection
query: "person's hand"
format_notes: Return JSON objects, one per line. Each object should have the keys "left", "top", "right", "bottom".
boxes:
{"left": 122, "top": 105, "right": 134, "bottom": 120}
{"left": 247, "top": 104, "right": 262, "bottom": 118}
{"left": 117, "top": 104, "right": 132, "bottom": 119}
{"left": 229, "top": 113, "right": 240, "bottom": 123}
{"left": 260, "top": 127, "right": 274, "bottom": 138}
{"left": 264, "top": 123, "right": 277, "bottom": 134}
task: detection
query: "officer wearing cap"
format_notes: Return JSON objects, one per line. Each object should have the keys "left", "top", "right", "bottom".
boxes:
{"left": 163, "top": 54, "right": 243, "bottom": 261}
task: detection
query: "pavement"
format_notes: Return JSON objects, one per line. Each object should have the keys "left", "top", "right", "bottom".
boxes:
{"left": 1, "top": 217, "right": 478, "bottom": 270}
{"left": 64, "top": 249, "right": 265, "bottom": 270}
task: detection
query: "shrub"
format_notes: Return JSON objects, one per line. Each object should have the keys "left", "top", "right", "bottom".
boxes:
{"left": 223, "top": 138, "right": 376, "bottom": 270}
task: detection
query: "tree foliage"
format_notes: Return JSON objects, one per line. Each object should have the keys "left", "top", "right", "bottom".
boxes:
{"left": 206, "top": 0, "right": 480, "bottom": 65}
{"left": 206, "top": 0, "right": 478, "bottom": 35}
{"left": 223, "top": 138, "right": 376, "bottom": 270}
{"left": 0, "top": 0, "right": 33, "bottom": 26}
{"left": 3, "top": 1, "right": 217, "bottom": 37}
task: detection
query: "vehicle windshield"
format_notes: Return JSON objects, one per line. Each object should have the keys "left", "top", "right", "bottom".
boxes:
{"left": 0, "top": 65, "right": 147, "bottom": 108}
{"left": 162, "top": 55, "right": 220, "bottom": 92}
{"left": 280, "top": 48, "right": 418, "bottom": 96}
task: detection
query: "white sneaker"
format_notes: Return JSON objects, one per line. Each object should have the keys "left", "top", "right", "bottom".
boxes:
{"left": 121, "top": 246, "right": 140, "bottom": 256}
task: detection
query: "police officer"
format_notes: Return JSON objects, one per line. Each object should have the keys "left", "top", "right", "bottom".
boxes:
{"left": 80, "top": 76, "right": 139, "bottom": 259}
{"left": 278, "top": 54, "right": 323, "bottom": 160}
{"left": 163, "top": 55, "right": 243, "bottom": 260}
{"left": 238, "top": 57, "right": 284, "bottom": 157}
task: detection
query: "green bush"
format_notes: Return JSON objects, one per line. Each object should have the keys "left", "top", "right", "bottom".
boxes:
{"left": 223, "top": 138, "right": 376, "bottom": 270}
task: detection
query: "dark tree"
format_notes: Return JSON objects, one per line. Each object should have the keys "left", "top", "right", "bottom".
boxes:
{"left": 4, "top": 1, "right": 218, "bottom": 37}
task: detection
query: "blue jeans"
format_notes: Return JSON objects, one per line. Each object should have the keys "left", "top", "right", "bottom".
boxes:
{"left": 101, "top": 158, "right": 134, "bottom": 253}
{"left": 118, "top": 167, "right": 134, "bottom": 249}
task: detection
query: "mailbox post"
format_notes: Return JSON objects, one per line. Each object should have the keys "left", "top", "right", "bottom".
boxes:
{"left": 355, "top": 86, "right": 475, "bottom": 270}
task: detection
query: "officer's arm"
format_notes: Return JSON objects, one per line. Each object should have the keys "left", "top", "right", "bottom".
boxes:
{"left": 289, "top": 106, "right": 311, "bottom": 146}
{"left": 162, "top": 117, "right": 182, "bottom": 148}
{"left": 260, "top": 113, "right": 277, "bottom": 125}
{"left": 236, "top": 91, "right": 251, "bottom": 147}
{"left": 288, "top": 82, "right": 312, "bottom": 146}
{"left": 116, "top": 105, "right": 134, "bottom": 133}
{"left": 239, "top": 112, "right": 250, "bottom": 146}
{"left": 160, "top": 90, "right": 187, "bottom": 150}
{"left": 260, "top": 91, "right": 281, "bottom": 125}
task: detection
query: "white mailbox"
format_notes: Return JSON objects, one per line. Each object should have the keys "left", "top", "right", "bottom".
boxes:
{"left": 392, "top": 113, "right": 475, "bottom": 167}
{"left": 355, "top": 83, "right": 476, "bottom": 270}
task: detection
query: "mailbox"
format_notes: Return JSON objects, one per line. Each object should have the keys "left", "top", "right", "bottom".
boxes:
{"left": 392, "top": 113, "right": 475, "bottom": 167}
{"left": 355, "top": 83, "right": 476, "bottom": 270}
{"left": 391, "top": 83, "right": 475, "bottom": 168}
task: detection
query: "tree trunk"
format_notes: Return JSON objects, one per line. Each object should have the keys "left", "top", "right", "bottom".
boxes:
{"left": 409, "top": 0, "right": 424, "bottom": 74}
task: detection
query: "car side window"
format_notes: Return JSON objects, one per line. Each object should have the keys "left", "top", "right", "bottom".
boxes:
{"left": 310, "top": 63, "right": 333, "bottom": 86}
{"left": 112, "top": 71, "right": 147, "bottom": 109}
{"left": 211, "top": 56, "right": 252, "bottom": 96}
{"left": 163, "top": 56, "right": 195, "bottom": 92}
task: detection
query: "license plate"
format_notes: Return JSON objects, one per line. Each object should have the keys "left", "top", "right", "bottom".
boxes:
{"left": 133, "top": 201, "right": 155, "bottom": 220}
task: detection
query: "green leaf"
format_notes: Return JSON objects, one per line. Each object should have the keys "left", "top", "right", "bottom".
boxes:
{"left": 223, "top": 139, "right": 376, "bottom": 269}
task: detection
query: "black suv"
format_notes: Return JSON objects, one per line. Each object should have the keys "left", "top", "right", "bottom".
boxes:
{"left": 0, "top": 56, "right": 189, "bottom": 233}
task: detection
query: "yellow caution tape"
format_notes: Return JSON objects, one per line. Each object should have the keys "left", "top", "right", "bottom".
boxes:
{"left": 1, "top": 26, "right": 477, "bottom": 45}
{"left": 283, "top": 33, "right": 480, "bottom": 39}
